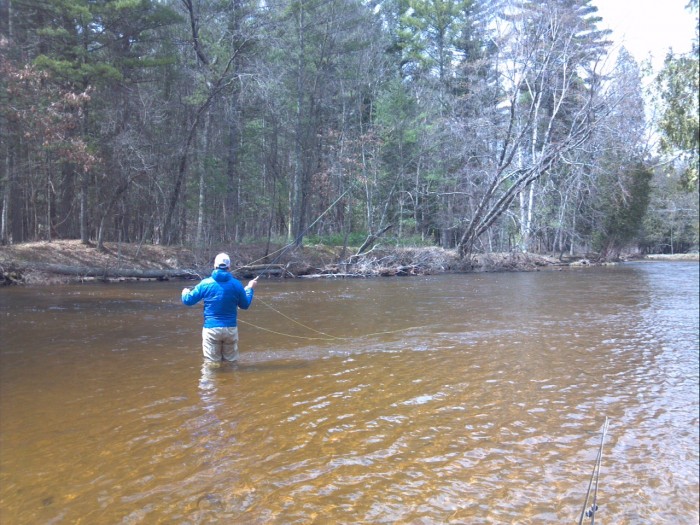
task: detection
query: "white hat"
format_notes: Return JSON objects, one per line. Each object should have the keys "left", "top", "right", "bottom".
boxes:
{"left": 214, "top": 253, "right": 230, "bottom": 269}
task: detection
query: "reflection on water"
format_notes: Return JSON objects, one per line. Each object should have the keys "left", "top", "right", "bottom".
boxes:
{"left": 1, "top": 262, "right": 698, "bottom": 524}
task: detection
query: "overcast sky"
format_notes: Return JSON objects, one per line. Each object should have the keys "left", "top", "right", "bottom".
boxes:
{"left": 594, "top": 0, "right": 698, "bottom": 71}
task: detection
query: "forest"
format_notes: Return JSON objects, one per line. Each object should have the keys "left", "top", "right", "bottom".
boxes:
{"left": 1, "top": 0, "right": 698, "bottom": 260}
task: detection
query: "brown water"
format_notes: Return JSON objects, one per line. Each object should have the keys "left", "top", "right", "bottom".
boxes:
{"left": 1, "top": 262, "right": 698, "bottom": 524}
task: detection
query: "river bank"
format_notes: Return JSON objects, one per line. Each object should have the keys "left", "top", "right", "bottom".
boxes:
{"left": 0, "top": 239, "right": 696, "bottom": 285}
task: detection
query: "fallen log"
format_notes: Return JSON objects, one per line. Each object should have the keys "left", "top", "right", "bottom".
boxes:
{"left": 234, "top": 264, "right": 287, "bottom": 278}
{"left": 2, "top": 261, "right": 292, "bottom": 282}
{"left": 236, "top": 263, "right": 285, "bottom": 272}
{"left": 25, "top": 263, "right": 197, "bottom": 280}
{"left": 299, "top": 273, "right": 365, "bottom": 279}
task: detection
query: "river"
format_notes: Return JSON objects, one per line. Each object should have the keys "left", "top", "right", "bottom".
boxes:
{"left": 0, "top": 261, "right": 698, "bottom": 524}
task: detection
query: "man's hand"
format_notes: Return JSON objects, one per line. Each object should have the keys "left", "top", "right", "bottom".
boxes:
{"left": 182, "top": 287, "right": 191, "bottom": 295}
{"left": 246, "top": 278, "right": 257, "bottom": 290}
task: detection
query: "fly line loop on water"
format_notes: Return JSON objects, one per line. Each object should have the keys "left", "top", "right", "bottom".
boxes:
{"left": 239, "top": 296, "right": 428, "bottom": 342}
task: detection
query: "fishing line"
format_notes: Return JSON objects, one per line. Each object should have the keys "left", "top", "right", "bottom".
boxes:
{"left": 241, "top": 281, "right": 429, "bottom": 342}
{"left": 237, "top": 319, "right": 337, "bottom": 341}
{"left": 243, "top": 185, "right": 354, "bottom": 277}
{"left": 252, "top": 293, "right": 430, "bottom": 341}
{"left": 238, "top": 314, "right": 428, "bottom": 342}
{"left": 256, "top": 296, "right": 342, "bottom": 340}
{"left": 243, "top": 295, "right": 428, "bottom": 341}
{"left": 234, "top": 188, "right": 352, "bottom": 340}
{"left": 234, "top": 183, "right": 427, "bottom": 342}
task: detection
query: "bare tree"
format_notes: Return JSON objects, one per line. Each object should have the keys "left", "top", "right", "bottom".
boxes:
{"left": 454, "top": 0, "right": 611, "bottom": 260}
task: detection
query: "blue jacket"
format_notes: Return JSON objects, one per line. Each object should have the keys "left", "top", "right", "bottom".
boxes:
{"left": 181, "top": 269, "right": 254, "bottom": 328}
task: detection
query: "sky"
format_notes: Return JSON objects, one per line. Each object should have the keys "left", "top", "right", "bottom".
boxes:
{"left": 594, "top": 0, "right": 698, "bottom": 72}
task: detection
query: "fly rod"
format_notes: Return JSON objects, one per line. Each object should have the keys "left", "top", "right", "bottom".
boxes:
{"left": 578, "top": 416, "right": 610, "bottom": 525}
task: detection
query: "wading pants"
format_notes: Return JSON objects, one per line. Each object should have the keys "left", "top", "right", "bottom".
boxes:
{"left": 202, "top": 326, "right": 239, "bottom": 363}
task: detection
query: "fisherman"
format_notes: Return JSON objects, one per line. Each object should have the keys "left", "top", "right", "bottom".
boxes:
{"left": 181, "top": 252, "right": 257, "bottom": 364}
